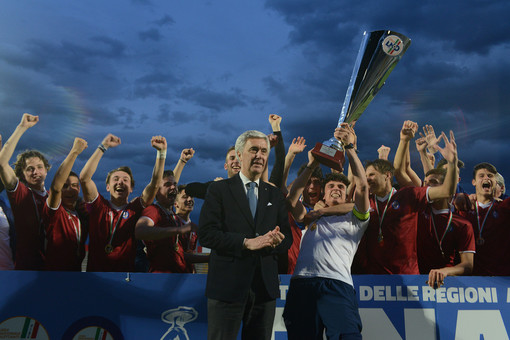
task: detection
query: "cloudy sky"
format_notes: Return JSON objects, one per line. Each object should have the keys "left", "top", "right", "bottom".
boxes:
{"left": 1, "top": 1, "right": 510, "bottom": 220}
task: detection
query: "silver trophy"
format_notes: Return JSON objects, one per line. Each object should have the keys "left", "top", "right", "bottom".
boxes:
{"left": 312, "top": 30, "right": 411, "bottom": 170}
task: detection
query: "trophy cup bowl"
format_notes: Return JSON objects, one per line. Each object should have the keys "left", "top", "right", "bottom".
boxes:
{"left": 312, "top": 30, "right": 411, "bottom": 171}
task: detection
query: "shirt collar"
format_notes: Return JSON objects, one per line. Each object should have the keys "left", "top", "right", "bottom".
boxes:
{"left": 239, "top": 172, "right": 260, "bottom": 187}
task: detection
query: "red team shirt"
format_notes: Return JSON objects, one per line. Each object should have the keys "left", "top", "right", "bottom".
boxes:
{"left": 460, "top": 198, "right": 510, "bottom": 276}
{"left": 43, "top": 201, "right": 88, "bottom": 271}
{"left": 362, "top": 186, "right": 430, "bottom": 274}
{"left": 86, "top": 193, "right": 144, "bottom": 272}
{"left": 7, "top": 180, "right": 47, "bottom": 270}
{"left": 416, "top": 207, "right": 475, "bottom": 274}
{"left": 141, "top": 204, "right": 193, "bottom": 273}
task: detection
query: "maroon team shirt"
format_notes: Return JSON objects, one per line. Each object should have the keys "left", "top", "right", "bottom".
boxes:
{"left": 461, "top": 198, "right": 510, "bottom": 276}
{"left": 86, "top": 193, "right": 144, "bottom": 272}
{"left": 364, "top": 186, "right": 429, "bottom": 274}
{"left": 43, "top": 201, "right": 87, "bottom": 271}
{"left": 7, "top": 180, "right": 47, "bottom": 270}
{"left": 141, "top": 204, "right": 192, "bottom": 273}
{"left": 417, "top": 207, "right": 475, "bottom": 274}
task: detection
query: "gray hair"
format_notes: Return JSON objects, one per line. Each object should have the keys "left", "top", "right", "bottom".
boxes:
{"left": 234, "top": 130, "right": 270, "bottom": 160}
{"left": 496, "top": 172, "right": 506, "bottom": 194}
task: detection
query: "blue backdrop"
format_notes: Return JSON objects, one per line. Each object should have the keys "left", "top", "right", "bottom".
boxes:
{"left": 0, "top": 272, "right": 509, "bottom": 339}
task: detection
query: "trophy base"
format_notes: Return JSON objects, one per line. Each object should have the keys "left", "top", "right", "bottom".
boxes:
{"left": 311, "top": 142, "right": 345, "bottom": 172}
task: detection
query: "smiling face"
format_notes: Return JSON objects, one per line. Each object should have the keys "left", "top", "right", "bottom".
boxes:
{"left": 238, "top": 138, "right": 269, "bottom": 181}
{"left": 156, "top": 175, "right": 177, "bottom": 208}
{"left": 224, "top": 149, "right": 240, "bottom": 178}
{"left": 61, "top": 175, "right": 80, "bottom": 210}
{"left": 22, "top": 157, "right": 48, "bottom": 190}
{"left": 106, "top": 170, "right": 133, "bottom": 202}
{"left": 175, "top": 189, "right": 194, "bottom": 215}
{"left": 473, "top": 168, "right": 496, "bottom": 199}
{"left": 323, "top": 180, "right": 347, "bottom": 206}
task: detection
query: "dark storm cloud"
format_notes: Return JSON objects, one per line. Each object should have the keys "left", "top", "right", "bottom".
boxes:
{"left": 176, "top": 86, "right": 247, "bottom": 112}
{"left": 139, "top": 28, "right": 162, "bottom": 42}
{"left": 154, "top": 14, "right": 175, "bottom": 27}
{"left": 133, "top": 72, "right": 181, "bottom": 99}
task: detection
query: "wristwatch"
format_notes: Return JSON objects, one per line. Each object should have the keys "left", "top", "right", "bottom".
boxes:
{"left": 343, "top": 143, "right": 359, "bottom": 153}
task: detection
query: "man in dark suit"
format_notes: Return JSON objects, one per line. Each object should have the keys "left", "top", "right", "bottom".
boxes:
{"left": 199, "top": 130, "right": 292, "bottom": 340}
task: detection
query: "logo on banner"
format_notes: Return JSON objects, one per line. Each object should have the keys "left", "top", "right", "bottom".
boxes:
{"left": 160, "top": 306, "right": 198, "bottom": 340}
{"left": 0, "top": 316, "right": 49, "bottom": 339}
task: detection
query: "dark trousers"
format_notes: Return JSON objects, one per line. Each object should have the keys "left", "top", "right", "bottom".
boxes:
{"left": 207, "top": 292, "right": 276, "bottom": 340}
{"left": 283, "top": 277, "right": 362, "bottom": 340}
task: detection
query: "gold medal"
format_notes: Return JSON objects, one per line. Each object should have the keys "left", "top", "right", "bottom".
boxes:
{"left": 378, "top": 233, "right": 384, "bottom": 244}
{"left": 477, "top": 237, "right": 485, "bottom": 246}
{"left": 105, "top": 244, "right": 114, "bottom": 254}
{"left": 310, "top": 223, "right": 317, "bottom": 231}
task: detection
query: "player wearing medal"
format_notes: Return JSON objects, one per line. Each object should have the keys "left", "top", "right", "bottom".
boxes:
{"left": 283, "top": 123, "right": 369, "bottom": 339}
{"left": 79, "top": 133, "right": 166, "bottom": 272}
{"left": 43, "top": 138, "right": 88, "bottom": 271}
{"left": 458, "top": 163, "right": 510, "bottom": 275}
{"left": 416, "top": 168, "right": 475, "bottom": 288}
{"left": 361, "top": 121, "right": 459, "bottom": 275}
{"left": 0, "top": 113, "right": 50, "bottom": 270}
{"left": 135, "top": 171, "right": 194, "bottom": 273}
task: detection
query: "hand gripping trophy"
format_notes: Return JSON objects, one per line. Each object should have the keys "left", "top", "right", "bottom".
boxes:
{"left": 312, "top": 30, "right": 411, "bottom": 170}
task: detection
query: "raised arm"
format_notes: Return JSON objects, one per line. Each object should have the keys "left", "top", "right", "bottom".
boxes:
{"left": 416, "top": 136, "right": 435, "bottom": 176}
{"left": 405, "top": 144, "right": 423, "bottom": 188}
{"left": 428, "top": 131, "right": 458, "bottom": 200}
{"left": 140, "top": 136, "right": 167, "bottom": 206}
{"left": 335, "top": 124, "right": 369, "bottom": 212}
{"left": 0, "top": 113, "right": 39, "bottom": 190}
{"left": 173, "top": 148, "right": 194, "bottom": 184}
{"left": 267, "top": 114, "right": 286, "bottom": 188}
{"left": 79, "top": 134, "right": 121, "bottom": 202}
{"left": 286, "top": 150, "right": 318, "bottom": 223}
{"left": 48, "top": 138, "right": 88, "bottom": 209}
{"left": 377, "top": 145, "right": 391, "bottom": 161}
{"left": 393, "top": 120, "right": 418, "bottom": 188}
{"left": 282, "top": 136, "right": 306, "bottom": 194}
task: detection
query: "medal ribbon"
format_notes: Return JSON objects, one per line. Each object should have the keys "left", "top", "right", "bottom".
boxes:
{"left": 107, "top": 208, "right": 127, "bottom": 248}
{"left": 430, "top": 210, "right": 453, "bottom": 256}
{"left": 155, "top": 201, "right": 181, "bottom": 251}
{"left": 374, "top": 188, "right": 396, "bottom": 239}
{"left": 475, "top": 200, "right": 494, "bottom": 240}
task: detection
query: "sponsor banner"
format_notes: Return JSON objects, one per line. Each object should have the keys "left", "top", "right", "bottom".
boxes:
{"left": 0, "top": 272, "right": 509, "bottom": 339}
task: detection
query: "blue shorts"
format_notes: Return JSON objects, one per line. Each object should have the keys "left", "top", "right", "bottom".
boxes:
{"left": 283, "top": 277, "right": 362, "bottom": 340}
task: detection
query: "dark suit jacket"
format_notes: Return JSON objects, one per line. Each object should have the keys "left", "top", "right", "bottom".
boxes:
{"left": 198, "top": 173, "right": 292, "bottom": 302}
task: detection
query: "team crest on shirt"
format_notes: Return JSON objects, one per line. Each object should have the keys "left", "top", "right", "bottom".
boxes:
{"left": 493, "top": 211, "right": 499, "bottom": 219}
{"left": 122, "top": 211, "right": 130, "bottom": 219}
{"left": 391, "top": 201, "right": 400, "bottom": 210}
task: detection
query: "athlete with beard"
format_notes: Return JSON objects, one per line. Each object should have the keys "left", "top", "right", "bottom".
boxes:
{"left": 284, "top": 123, "right": 370, "bottom": 340}
{"left": 458, "top": 163, "right": 510, "bottom": 275}
{"left": 79, "top": 133, "right": 166, "bottom": 272}
{"left": 135, "top": 171, "right": 195, "bottom": 273}
{"left": 43, "top": 137, "right": 88, "bottom": 271}
{"left": 0, "top": 113, "right": 50, "bottom": 270}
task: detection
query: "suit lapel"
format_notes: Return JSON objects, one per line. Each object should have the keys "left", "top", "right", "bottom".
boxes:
{"left": 256, "top": 181, "right": 270, "bottom": 229}
{"left": 228, "top": 174, "right": 255, "bottom": 228}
